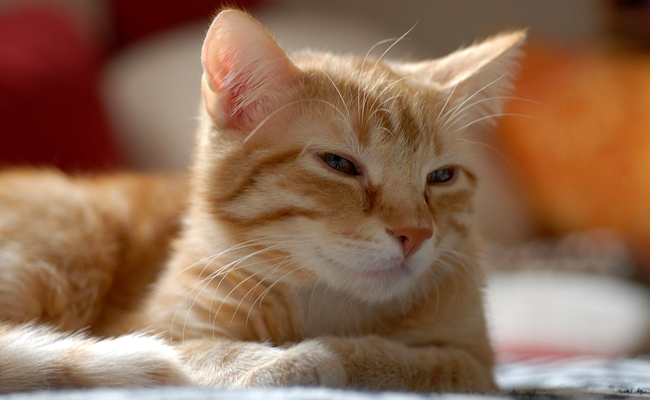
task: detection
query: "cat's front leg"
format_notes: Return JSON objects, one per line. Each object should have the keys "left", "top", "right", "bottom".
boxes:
{"left": 235, "top": 340, "right": 347, "bottom": 388}
{"left": 319, "top": 335, "right": 497, "bottom": 392}
{"left": 0, "top": 324, "right": 192, "bottom": 392}
{"left": 178, "top": 336, "right": 493, "bottom": 392}
{"left": 177, "top": 339, "right": 346, "bottom": 388}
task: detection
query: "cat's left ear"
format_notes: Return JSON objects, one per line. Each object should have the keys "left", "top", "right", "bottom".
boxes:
{"left": 395, "top": 30, "right": 526, "bottom": 127}
{"left": 201, "top": 9, "right": 301, "bottom": 129}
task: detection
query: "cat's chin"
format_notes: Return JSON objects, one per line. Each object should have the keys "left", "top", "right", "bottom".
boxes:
{"left": 349, "top": 261, "right": 412, "bottom": 280}
{"left": 317, "top": 257, "right": 428, "bottom": 304}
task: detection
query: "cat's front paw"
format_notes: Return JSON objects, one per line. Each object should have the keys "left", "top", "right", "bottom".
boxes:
{"left": 235, "top": 340, "right": 347, "bottom": 388}
{"left": 84, "top": 334, "right": 193, "bottom": 387}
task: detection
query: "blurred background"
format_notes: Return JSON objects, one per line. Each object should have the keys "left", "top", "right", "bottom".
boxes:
{"left": 2, "top": 0, "right": 650, "bottom": 363}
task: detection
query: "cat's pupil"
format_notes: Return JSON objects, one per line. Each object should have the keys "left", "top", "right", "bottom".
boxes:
{"left": 319, "top": 153, "right": 358, "bottom": 176}
{"left": 427, "top": 167, "right": 456, "bottom": 184}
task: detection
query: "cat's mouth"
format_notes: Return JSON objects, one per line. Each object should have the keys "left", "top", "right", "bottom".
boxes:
{"left": 324, "top": 255, "right": 413, "bottom": 281}
{"left": 313, "top": 251, "right": 424, "bottom": 302}
{"left": 357, "top": 262, "right": 412, "bottom": 279}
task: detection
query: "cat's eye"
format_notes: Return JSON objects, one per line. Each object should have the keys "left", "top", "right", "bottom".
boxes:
{"left": 427, "top": 167, "right": 457, "bottom": 185}
{"left": 318, "top": 153, "right": 359, "bottom": 176}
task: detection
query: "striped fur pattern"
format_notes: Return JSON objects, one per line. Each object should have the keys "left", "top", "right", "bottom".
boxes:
{"left": 0, "top": 9, "right": 524, "bottom": 393}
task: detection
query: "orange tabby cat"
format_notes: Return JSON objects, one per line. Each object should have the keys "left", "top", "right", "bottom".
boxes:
{"left": 0, "top": 9, "right": 524, "bottom": 393}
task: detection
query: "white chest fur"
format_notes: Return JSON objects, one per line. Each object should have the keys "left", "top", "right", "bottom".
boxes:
{"left": 293, "top": 284, "right": 383, "bottom": 338}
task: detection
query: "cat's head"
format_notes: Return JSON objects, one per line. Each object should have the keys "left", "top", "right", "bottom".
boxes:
{"left": 191, "top": 9, "right": 524, "bottom": 303}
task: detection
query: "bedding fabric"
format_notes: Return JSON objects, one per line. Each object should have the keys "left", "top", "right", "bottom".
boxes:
{"left": 2, "top": 357, "right": 650, "bottom": 399}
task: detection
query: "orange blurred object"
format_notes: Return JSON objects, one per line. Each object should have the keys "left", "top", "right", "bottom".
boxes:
{"left": 497, "top": 43, "right": 650, "bottom": 261}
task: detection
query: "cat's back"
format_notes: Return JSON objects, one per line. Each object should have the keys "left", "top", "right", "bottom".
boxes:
{"left": 0, "top": 169, "right": 187, "bottom": 335}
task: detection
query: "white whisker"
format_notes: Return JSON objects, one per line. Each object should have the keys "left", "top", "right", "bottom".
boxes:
{"left": 322, "top": 71, "right": 351, "bottom": 124}
{"left": 447, "top": 96, "right": 551, "bottom": 124}
{"left": 360, "top": 22, "right": 417, "bottom": 120}
{"left": 220, "top": 263, "right": 281, "bottom": 328}
{"left": 436, "top": 81, "right": 459, "bottom": 125}
{"left": 452, "top": 112, "right": 540, "bottom": 133}
{"left": 440, "top": 74, "right": 508, "bottom": 130}
{"left": 243, "top": 99, "right": 349, "bottom": 143}
{"left": 358, "top": 37, "right": 402, "bottom": 119}
{"left": 368, "top": 77, "right": 408, "bottom": 111}
{"left": 371, "top": 22, "right": 418, "bottom": 72}
{"left": 368, "top": 107, "right": 393, "bottom": 122}
{"left": 209, "top": 253, "right": 294, "bottom": 328}
{"left": 455, "top": 138, "right": 514, "bottom": 171}
{"left": 254, "top": 264, "right": 307, "bottom": 316}
{"left": 174, "top": 237, "right": 313, "bottom": 340}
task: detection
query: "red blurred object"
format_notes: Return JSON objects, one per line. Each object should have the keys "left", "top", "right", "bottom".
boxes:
{"left": 0, "top": 6, "right": 122, "bottom": 172}
{"left": 107, "top": 0, "right": 262, "bottom": 46}
{"left": 610, "top": 0, "right": 650, "bottom": 48}
{"left": 0, "top": 1, "right": 263, "bottom": 173}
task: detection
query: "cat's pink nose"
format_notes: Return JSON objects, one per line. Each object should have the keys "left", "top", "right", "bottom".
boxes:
{"left": 390, "top": 226, "right": 433, "bottom": 259}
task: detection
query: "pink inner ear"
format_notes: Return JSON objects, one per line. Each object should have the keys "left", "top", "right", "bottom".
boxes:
{"left": 223, "top": 64, "right": 257, "bottom": 116}
{"left": 208, "top": 52, "right": 245, "bottom": 118}
{"left": 201, "top": 11, "right": 301, "bottom": 129}
{"left": 201, "top": 34, "right": 240, "bottom": 121}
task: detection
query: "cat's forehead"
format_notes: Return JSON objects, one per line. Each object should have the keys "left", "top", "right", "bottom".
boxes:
{"left": 293, "top": 51, "right": 415, "bottom": 98}
{"left": 292, "top": 52, "right": 453, "bottom": 161}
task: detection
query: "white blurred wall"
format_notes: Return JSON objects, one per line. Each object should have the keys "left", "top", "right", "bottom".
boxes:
{"left": 266, "top": 0, "right": 604, "bottom": 58}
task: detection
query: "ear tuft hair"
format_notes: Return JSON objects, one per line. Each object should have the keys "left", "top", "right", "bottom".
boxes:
{"left": 201, "top": 9, "right": 301, "bottom": 129}
{"left": 393, "top": 30, "right": 526, "bottom": 130}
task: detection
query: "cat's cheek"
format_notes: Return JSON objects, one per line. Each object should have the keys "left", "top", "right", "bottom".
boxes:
{"left": 234, "top": 340, "right": 347, "bottom": 388}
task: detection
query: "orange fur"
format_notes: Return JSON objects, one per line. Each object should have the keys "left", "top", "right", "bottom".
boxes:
{"left": 0, "top": 10, "right": 524, "bottom": 393}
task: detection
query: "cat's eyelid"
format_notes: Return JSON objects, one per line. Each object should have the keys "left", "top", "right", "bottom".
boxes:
{"left": 308, "top": 146, "right": 358, "bottom": 162}
{"left": 427, "top": 166, "right": 458, "bottom": 185}
{"left": 313, "top": 152, "right": 365, "bottom": 178}
{"left": 426, "top": 165, "right": 477, "bottom": 187}
{"left": 425, "top": 156, "right": 473, "bottom": 175}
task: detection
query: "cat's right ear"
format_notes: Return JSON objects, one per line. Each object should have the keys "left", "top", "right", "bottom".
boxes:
{"left": 201, "top": 10, "right": 301, "bottom": 130}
